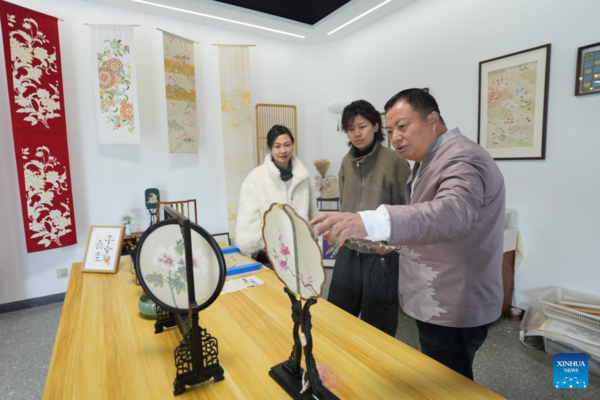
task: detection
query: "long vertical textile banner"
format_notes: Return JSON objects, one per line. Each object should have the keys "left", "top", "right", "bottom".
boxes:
{"left": 218, "top": 46, "right": 253, "bottom": 237}
{"left": 0, "top": 1, "right": 77, "bottom": 253}
{"left": 89, "top": 25, "right": 140, "bottom": 144}
{"left": 162, "top": 30, "right": 197, "bottom": 153}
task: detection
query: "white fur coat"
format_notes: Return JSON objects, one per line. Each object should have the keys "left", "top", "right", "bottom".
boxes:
{"left": 235, "top": 155, "right": 314, "bottom": 255}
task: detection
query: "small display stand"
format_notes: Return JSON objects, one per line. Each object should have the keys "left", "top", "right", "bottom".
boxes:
{"left": 136, "top": 206, "right": 226, "bottom": 395}
{"left": 262, "top": 204, "right": 339, "bottom": 400}
{"left": 145, "top": 188, "right": 160, "bottom": 227}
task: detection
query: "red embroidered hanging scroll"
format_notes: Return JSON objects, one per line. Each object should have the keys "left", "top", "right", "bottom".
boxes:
{"left": 0, "top": 1, "right": 77, "bottom": 252}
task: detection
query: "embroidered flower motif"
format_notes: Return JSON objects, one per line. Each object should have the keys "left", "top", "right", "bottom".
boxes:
{"left": 106, "top": 58, "right": 123, "bottom": 74}
{"left": 152, "top": 246, "right": 179, "bottom": 271}
{"left": 98, "top": 67, "right": 114, "bottom": 90}
{"left": 36, "top": 89, "right": 50, "bottom": 99}
{"left": 52, "top": 216, "right": 71, "bottom": 230}
{"left": 38, "top": 190, "right": 55, "bottom": 204}
{"left": 279, "top": 241, "right": 290, "bottom": 256}
{"left": 33, "top": 47, "right": 48, "bottom": 62}
{"left": 279, "top": 259, "right": 289, "bottom": 272}
{"left": 97, "top": 39, "right": 135, "bottom": 133}
{"left": 268, "top": 229, "right": 320, "bottom": 297}
{"left": 44, "top": 171, "right": 59, "bottom": 184}
{"left": 22, "top": 147, "right": 72, "bottom": 248}
{"left": 25, "top": 171, "right": 45, "bottom": 191}
{"left": 8, "top": 16, "right": 60, "bottom": 128}
{"left": 120, "top": 102, "right": 134, "bottom": 121}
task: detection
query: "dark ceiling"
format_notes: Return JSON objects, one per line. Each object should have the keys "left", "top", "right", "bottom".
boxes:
{"left": 213, "top": 0, "right": 352, "bottom": 25}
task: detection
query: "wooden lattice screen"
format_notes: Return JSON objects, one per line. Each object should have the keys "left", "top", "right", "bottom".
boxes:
{"left": 255, "top": 104, "right": 298, "bottom": 166}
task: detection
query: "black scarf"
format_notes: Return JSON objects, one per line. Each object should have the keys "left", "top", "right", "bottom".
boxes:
{"left": 274, "top": 158, "right": 293, "bottom": 182}
{"left": 352, "top": 139, "right": 376, "bottom": 158}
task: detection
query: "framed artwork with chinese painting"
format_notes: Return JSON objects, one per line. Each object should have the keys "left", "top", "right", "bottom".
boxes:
{"left": 82, "top": 225, "right": 125, "bottom": 273}
{"left": 262, "top": 203, "right": 326, "bottom": 300}
{"left": 575, "top": 41, "right": 600, "bottom": 96}
{"left": 478, "top": 44, "right": 551, "bottom": 160}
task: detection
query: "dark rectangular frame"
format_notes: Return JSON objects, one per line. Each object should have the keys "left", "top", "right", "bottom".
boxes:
{"left": 575, "top": 41, "right": 600, "bottom": 96}
{"left": 478, "top": 44, "right": 551, "bottom": 160}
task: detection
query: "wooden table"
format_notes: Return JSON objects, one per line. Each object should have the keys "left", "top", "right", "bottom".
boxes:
{"left": 43, "top": 259, "right": 503, "bottom": 399}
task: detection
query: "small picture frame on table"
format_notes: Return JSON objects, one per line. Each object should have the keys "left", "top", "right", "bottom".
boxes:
{"left": 575, "top": 41, "right": 600, "bottom": 96}
{"left": 82, "top": 225, "right": 125, "bottom": 274}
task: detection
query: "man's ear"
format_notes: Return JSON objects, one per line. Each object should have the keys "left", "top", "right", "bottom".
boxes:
{"left": 429, "top": 111, "right": 439, "bottom": 125}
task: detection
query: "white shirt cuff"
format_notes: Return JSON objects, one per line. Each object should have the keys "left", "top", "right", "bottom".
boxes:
{"left": 358, "top": 205, "right": 391, "bottom": 241}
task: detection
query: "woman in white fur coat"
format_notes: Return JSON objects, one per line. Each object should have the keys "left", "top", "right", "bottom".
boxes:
{"left": 235, "top": 125, "right": 314, "bottom": 259}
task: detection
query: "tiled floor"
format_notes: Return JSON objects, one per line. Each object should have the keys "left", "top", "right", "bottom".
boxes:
{"left": 1, "top": 271, "right": 598, "bottom": 399}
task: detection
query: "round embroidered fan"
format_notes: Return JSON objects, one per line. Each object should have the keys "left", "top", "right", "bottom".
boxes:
{"left": 262, "top": 203, "right": 326, "bottom": 300}
{"left": 136, "top": 219, "right": 225, "bottom": 314}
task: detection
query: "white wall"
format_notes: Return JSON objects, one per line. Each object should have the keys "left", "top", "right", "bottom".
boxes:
{"left": 0, "top": 0, "right": 323, "bottom": 303}
{"left": 311, "top": 0, "right": 600, "bottom": 306}
{"left": 2, "top": 0, "right": 599, "bottom": 306}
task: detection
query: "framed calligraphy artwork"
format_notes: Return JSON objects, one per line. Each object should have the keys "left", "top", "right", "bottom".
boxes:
{"left": 82, "top": 225, "right": 125, "bottom": 273}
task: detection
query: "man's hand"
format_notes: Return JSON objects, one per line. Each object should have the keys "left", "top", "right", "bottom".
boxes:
{"left": 310, "top": 212, "right": 368, "bottom": 246}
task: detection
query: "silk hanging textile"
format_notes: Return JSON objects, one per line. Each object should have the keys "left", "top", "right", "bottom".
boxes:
{"left": 0, "top": 1, "right": 77, "bottom": 252}
{"left": 89, "top": 25, "right": 140, "bottom": 144}
{"left": 217, "top": 45, "right": 253, "bottom": 237}
{"left": 161, "top": 30, "right": 197, "bottom": 153}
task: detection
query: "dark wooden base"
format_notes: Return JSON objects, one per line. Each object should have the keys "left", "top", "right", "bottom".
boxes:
{"left": 501, "top": 250, "right": 516, "bottom": 316}
{"left": 269, "top": 361, "right": 338, "bottom": 400}
{"left": 174, "top": 365, "right": 225, "bottom": 396}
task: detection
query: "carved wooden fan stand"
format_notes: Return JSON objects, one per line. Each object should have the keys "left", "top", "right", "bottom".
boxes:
{"left": 269, "top": 287, "right": 338, "bottom": 400}
{"left": 137, "top": 210, "right": 225, "bottom": 396}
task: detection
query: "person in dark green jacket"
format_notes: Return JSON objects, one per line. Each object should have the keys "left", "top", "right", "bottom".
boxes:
{"left": 328, "top": 100, "right": 411, "bottom": 336}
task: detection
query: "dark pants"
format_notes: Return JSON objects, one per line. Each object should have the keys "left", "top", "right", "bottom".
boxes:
{"left": 416, "top": 319, "right": 489, "bottom": 380}
{"left": 328, "top": 246, "right": 399, "bottom": 336}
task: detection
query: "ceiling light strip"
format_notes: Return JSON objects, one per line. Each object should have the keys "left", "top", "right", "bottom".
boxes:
{"left": 131, "top": 0, "right": 305, "bottom": 39}
{"left": 327, "top": 0, "right": 392, "bottom": 36}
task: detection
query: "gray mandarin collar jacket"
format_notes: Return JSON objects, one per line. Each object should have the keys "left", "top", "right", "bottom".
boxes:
{"left": 385, "top": 128, "right": 506, "bottom": 327}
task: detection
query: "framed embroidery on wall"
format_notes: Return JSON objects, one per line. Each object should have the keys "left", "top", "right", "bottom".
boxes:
{"left": 82, "top": 225, "right": 125, "bottom": 273}
{"left": 575, "top": 41, "right": 600, "bottom": 96}
{"left": 478, "top": 44, "right": 551, "bottom": 160}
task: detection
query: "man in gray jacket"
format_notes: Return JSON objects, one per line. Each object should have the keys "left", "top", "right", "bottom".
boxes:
{"left": 311, "top": 89, "right": 505, "bottom": 380}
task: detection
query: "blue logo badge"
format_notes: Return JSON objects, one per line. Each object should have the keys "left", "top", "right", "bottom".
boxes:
{"left": 554, "top": 353, "right": 588, "bottom": 389}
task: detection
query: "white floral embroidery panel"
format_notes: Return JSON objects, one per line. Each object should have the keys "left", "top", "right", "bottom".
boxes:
{"left": 22, "top": 146, "right": 73, "bottom": 248}
{"left": 89, "top": 25, "right": 141, "bottom": 144}
{"left": 7, "top": 15, "right": 61, "bottom": 128}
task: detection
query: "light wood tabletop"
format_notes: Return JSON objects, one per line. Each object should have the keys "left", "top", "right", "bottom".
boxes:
{"left": 43, "top": 259, "right": 503, "bottom": 399}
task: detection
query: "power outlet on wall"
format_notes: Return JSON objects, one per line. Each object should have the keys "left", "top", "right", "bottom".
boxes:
{"left": 56, "top": 268, "right": 68, "bottom": 279}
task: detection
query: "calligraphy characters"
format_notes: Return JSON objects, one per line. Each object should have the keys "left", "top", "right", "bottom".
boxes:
{"left": 93, "top": 234, "right": 115, "bottom": 265}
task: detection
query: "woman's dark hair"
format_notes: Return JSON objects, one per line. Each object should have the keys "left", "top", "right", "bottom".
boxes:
{"left": 266, "top": 125, "right": 295, "bottom": 149}
{"left": 341, "top": 100, "right": 384, "bottom": 145}
{"left": 384, "top": 88, "right": 446, "bottom": 125}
